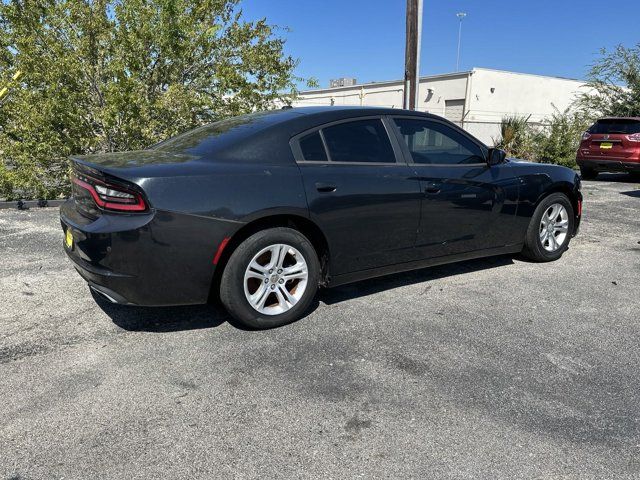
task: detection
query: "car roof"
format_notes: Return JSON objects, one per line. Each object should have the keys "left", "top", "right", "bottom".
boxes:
{"left": 283, "top": 105, "right": 427, "bottom": 115}
{"left": 597, "top": 117, "right": 640, "bottom": 121}
{"left": 247, "top": 106, "right": 437, "bottom": 136}
{"left": 272, "top": 105, "right": 434, "bottom": 120}
{"left": 151, "top": 106, "right": 440, "bottom": 165}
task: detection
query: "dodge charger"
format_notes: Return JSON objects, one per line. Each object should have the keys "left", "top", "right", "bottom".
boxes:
{"left": 60, "top": 107, "right": 582, "bottom": 328}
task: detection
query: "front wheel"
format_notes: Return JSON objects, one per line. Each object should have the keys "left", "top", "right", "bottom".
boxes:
{"left": 521, "top": 193, "right": 575, "bottom": 262}
{"left": 220, "top": 227, "right": 320, "bottom": 329}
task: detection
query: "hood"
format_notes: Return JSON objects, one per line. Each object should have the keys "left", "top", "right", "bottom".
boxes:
{"left": 506, "top": 157, "right": 534, "bottom": 164}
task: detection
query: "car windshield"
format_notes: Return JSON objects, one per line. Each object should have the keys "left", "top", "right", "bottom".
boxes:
{"left": 590, "top": 119, "right": 640, "bottom": 134}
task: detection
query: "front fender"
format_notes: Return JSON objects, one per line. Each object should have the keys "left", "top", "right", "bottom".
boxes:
{"left": 514, "top": 164, "right": 582, "bottom": 234}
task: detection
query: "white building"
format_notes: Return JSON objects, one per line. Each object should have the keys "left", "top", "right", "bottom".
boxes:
{"left": 292, "top": 68, "right": 587, "bottom": 144}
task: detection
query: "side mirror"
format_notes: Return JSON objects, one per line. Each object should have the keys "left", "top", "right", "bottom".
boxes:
{"left": 487, "top": 148, "right": 507, "bottom": 166}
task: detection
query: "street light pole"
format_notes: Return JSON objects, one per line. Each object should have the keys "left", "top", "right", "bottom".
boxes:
{"left": 456, "top": 12, "right": 467, "bottom": 72}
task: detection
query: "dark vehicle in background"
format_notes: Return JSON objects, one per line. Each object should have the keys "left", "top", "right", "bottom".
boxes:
{"left": 577, "top": 117, "right": 640, "bottom": 179}
{"left": 60, "top": 107, "right": 582, "bottom": 329}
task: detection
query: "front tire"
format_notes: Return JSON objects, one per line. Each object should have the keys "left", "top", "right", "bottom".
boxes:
{"left": 220, "top": 227, "right": 320, "bottom": 329}
{"left": 521, "top": 193, "right": 575, "bottom": 262}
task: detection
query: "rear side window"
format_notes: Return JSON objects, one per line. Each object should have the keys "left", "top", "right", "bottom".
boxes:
{"left": 299, "top": 132, "right": 327, "bottom": 161}
{"left": 590, "top": 119, "right": 640, "bottom": 134}
{"left": 322, "top": 119, "right": 395, "bottom": 163}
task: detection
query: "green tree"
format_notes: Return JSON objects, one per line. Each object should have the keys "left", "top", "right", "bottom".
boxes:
{"left": 0, "top": 0, "right": 307, "bottom": 200}
{"left": 578, "top": 43, "right": 640, "bottom": 117}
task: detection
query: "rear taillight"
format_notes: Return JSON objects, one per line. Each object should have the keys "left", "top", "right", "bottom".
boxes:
{"left": 626, "top": 133, "right": 640, "bottom": 142}
{"left": 71, "top": 174, "right": 147, "bottom": 212}
{"left": 581, "top": 132, "right": 592, "bottom": 141}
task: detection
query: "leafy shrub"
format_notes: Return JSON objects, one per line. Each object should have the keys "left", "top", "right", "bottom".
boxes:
{"left": 536, "top": 109, "right": 592, "bottom": 169}
{"left": 493, "top": 115, "right": 538, "bottom": 161}
{"left": 494, "top": 109, "right": 593, "bottom": 169}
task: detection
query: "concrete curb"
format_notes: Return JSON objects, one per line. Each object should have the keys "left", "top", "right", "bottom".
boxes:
{"left": 0, "top": 199, "right": 67, "bottom": 210}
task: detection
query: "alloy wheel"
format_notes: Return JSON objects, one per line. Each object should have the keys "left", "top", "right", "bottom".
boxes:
{"left": 539, "top": 203, "right": 569, "bottom": 252}
{"left": 243, "top": 243, "right": 309, "bottom": 315}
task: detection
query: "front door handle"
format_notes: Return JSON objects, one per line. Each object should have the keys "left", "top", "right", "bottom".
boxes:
{"left": 316, "top": 182, "right": 337, "bottom": 193}
{"left": 425, "top": 182, "right": 441, "bottom": 194}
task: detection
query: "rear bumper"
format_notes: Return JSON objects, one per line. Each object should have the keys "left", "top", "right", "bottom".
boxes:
{"left": 75, "top": 264, "right": 136, "bottom": 305}
{"left": 67, "top": 255, "right": 139, "bottom": 305}
{"left": 60, "top": 199, "right": 227, "bottom": 306}
{"left": 577, "top": 158, "right": 640, "bottom": 173}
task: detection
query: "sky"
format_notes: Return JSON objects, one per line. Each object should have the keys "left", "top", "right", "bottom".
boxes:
{"left": 241, "top": 0, "right": 640, "bottom": 90}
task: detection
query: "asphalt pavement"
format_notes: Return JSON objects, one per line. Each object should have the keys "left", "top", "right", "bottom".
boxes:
{"left": 1, "top": 173, "right": 639, "bottom": 479}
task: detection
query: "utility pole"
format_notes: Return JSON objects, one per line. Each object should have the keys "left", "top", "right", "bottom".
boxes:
{"left": 403, "top": 0, "right": 423, "bottom": 110}
{"left": 456, "top": 12, "right": 467, "bottom": 72}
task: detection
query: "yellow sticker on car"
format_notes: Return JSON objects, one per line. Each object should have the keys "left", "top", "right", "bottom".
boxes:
{"left": 600, "top": 142, "right": 613, "bottom": 149}
{"left": 65, "top": 229, "right": 73, "bottom": 248}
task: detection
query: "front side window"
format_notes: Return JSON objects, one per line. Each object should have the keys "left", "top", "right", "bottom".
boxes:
{"left": 321, "top": 119, "right": 395, "bottom": 163}
{"left": 393, "top": 118, "right": 485, "bottom": 165}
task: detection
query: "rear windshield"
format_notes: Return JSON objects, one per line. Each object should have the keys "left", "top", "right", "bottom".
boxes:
{"left": 151, "top": 111, "right": 277, "bottom": 154}
{"left": 589, "top": 119, "right": 640, "bottom": 134}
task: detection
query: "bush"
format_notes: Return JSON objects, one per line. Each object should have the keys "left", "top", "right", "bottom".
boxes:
{"left": 494, "top": 109, "right": 592, "bottom": 169}
{"left": 493, "top": 115, "right": 537, "bottom": 161}
{"left": 536, "top": 109, "right": 592, "bottom": 169}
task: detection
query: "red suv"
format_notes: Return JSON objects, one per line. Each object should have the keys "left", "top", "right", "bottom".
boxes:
{"left": 576, "top": 117, "right": 640, "bottom": 179}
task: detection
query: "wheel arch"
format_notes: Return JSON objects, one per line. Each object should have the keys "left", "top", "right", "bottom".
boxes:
{"left": 208, "top": 214, "right": 330, "bottom": 303}
{"left": 533, "top": 181, "right": 581, "bottom": 234}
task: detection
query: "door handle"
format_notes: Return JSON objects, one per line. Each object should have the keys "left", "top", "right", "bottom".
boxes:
{"left": 315, "top": 182, "right": 337, "bottom": 193}
{"left": 425, "top": 182, "right": 441, "bottom": 194}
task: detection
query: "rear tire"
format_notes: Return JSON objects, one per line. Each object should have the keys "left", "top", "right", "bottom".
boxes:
{"left": 521, "top": 193, "right": 575, "bottom": 262}
{"left": 220, "top": 227, "right": 320, "bottom": 329}
{"left": 579, "top": 166, "right": 598, "bottom": 180}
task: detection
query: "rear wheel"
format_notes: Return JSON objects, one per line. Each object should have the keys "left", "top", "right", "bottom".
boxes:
{"left": 522, "top": 193, "right": 575, "bottom": 262}
{"left": 220, "top": 227, "right": 320, "bottom": 329}
{"left": 579, "top": 166, "right": 598, "bottom": 180}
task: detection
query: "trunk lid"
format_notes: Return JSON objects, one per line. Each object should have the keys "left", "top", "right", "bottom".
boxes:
{"left": 69, "top": 150, "right": 199, "bottom": 219}
{"left": 70, "top": 150, "right": 202, "bottom": 178}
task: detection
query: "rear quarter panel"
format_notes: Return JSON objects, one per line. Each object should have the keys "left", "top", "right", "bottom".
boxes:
{"left": 136, "top": 162, "right": 309, "bottom": 303}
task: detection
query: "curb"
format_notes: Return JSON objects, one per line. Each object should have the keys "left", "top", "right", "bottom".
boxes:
{"left": 0, "top": 199, "right": 67, "bottom": 210}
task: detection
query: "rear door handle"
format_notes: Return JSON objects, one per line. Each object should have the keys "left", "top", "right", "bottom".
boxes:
{"left": 315, "top": 182, "right": 336, "bottom": 193}
{"left": 425, "top": 182, "right": 441, "bottom": 194}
